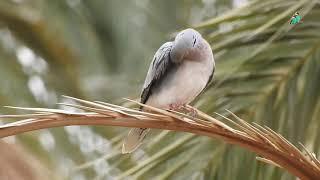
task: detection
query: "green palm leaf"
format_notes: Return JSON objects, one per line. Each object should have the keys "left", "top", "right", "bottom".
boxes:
{"left": 0, "top": 0, "right": 320, "bottom": 179}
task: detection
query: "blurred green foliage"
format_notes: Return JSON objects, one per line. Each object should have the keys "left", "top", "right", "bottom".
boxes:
{"left": 0, "top": 0, "right": 320, "bottom": 179}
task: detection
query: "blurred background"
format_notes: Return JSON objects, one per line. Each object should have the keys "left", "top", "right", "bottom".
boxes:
{"left": 0, "top": 0, "right": 319, "bottom": 179}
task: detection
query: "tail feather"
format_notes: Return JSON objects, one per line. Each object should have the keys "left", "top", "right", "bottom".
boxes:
{"left": 122, "top": 128, "right": 149, "bottom": 154}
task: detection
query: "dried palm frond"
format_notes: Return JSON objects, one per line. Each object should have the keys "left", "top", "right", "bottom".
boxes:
{"left": 0, "top": 95, "right": 319, "bottom": 179}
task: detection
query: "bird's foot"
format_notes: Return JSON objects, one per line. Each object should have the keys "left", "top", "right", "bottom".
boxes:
{"left": 169, "top": 103, "right": 184, "bottom": 111}
{"left": 169, "top": 103, "right": 198, "bottom": 118}
{"left": 179, "top": 105, "right": 198, "bottom": 118}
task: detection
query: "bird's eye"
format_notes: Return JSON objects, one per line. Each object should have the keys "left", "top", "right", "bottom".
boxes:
{"left": 193, "top": 38, "right": 197, "bottom": 46}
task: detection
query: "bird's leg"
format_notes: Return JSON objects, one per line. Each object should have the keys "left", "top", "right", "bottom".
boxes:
{"left": 182, "top": 105, "right": 198, "bottom": 118}
{"left": 169, "top": 103, "right": 198, "bottom": 118}
{"left": 169, "top": 103, "right": 184, "bottom": 111}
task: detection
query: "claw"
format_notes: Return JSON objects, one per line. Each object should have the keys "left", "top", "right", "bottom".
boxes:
{"left": 190, "top": 108, "right": 198, "bottom": 118}
{"left": 183, "top": 105, "right": 198, "bottom": 118}
{"left": 169, "top": 103, "right": 183, "bottom": 111}
{"left": 168, "top": 103, "right": 198, "bottom": 118}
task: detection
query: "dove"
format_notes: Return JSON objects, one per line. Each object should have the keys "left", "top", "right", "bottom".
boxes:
{"left": 122, "top": 28, "right": 215, "bottom": 154}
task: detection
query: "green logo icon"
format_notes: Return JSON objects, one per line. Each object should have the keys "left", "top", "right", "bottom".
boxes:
{"left": 290, "top": 12, "right": 302, "bottom": 25}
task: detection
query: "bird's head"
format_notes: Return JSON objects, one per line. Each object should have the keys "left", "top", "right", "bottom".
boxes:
{"left": 294, "top": 12, "right": 299, "bottom": 16}
{"left": 171, "top": 28, "right": 204, "bottom": 62}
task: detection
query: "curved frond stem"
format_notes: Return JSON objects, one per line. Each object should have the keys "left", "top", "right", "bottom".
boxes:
{"left": 0, "top": 96, "right": 319, "bottom": 179}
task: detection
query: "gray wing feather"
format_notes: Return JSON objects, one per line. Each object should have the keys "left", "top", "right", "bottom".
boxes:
{"left": 140, "top": 42, "right": 173, "bottom": 106}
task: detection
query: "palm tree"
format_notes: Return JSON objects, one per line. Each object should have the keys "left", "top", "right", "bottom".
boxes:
{"left": 0, "top": 0, "right": 319, "bottom": 179}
